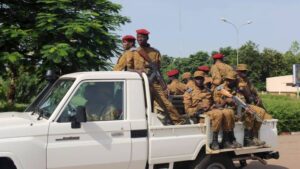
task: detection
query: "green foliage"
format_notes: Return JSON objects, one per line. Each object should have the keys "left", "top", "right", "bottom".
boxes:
{"left": 0, "top": 102, "right": 28, "bottom": 112}
{"left": 35, "top": 0, "right": 130, "bottom": 73}
{"left": 161, "top": 51, "right": 210, "bottom": 80}
{"left": 0, "top": 0, "right": 129, "bottom": 105}
{"left": 261, "top": 94, "right": 300, "bottom": 133}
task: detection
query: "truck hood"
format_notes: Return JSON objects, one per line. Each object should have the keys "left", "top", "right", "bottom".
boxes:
{"left": 0, "top": 112, "right": 49, "bottom": 139}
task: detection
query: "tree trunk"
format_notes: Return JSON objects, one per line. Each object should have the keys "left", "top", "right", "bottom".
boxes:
{"left": 6, "top": 75, "right": 16, "bottom": 107}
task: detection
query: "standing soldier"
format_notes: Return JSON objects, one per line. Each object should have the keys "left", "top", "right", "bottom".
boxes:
{"left": 113, "top": 35, "right": 137, "bottom": 71}
{"left": 198, "top": 65, "right": 212, "bottom": 89}
{"left": 210, "top": 53, "right": 235, "bottom": 89}
{"left": 213, "top": 72, "right": 242, "bottom": 149}
{"left": 167, "top": 69, "right": 187, "bottom": 95}
{"left": 236, "top": 64, "right": 272, "bottom": 146}
{"left": 132, "top": 28, "right": 185, "bottom": 125}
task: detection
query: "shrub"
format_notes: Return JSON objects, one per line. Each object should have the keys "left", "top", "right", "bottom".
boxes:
{"left": 0, "top": 102, "right": 27, "bottom": 112}
{"left": 261, "top": 94, "right": 300, "bottom": 133}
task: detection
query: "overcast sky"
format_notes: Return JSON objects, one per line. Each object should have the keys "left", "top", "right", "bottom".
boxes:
{"left": 112, "top": 0, "right": 300, "bottom": 58}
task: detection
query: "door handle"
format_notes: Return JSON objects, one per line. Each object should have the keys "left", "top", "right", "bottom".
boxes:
{"left": 111, "top": 132, "right": 124, "bottom": 137}
{"left": 55, "top": 136, "right": 80, "bottom": 141}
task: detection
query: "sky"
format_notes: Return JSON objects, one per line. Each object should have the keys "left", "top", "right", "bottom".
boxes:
{"left": 111, "top": 0, "right": 300, "bottom": 58}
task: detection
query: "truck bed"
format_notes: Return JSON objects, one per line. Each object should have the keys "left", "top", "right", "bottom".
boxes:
{"left": 148, "top": 113, "right": 278, "bottom": 164}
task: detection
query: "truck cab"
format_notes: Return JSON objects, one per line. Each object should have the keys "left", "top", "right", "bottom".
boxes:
{"left": 0, "top": 71, "right": 279, "bottom": 169}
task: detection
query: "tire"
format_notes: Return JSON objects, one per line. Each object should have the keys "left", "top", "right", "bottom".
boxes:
{"left": 192, "top": 154, "right": 235, "bottom": 169}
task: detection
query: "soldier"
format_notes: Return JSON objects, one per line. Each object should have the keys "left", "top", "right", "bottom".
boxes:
{"left": 129, "top": 28, "right": 185, "bottom": 125}
{"left": 183, "top": 71, "right": 223, "bottom": 150}
{"left": 113, "top": 35, "right": 137, "bottom": 71}
{"left": 213, "top": 72, "right": 242, "bottom": 149}
{"left": 167, "top": 69, "right": 187, "bottom": 95}
{"left": 181, "top": 72, "right": 197, "bottom": 89}
{"left": 84, "top": 83, "right": 119, "bottom": 121}
{"left": 210, "top": 53, "right": 235, "bottom": 88}
{"left": 198, "top": 65, "right": 212, "bottom": 89}
{"left": 236, "top": 64, "right": 272, "bottom": 146}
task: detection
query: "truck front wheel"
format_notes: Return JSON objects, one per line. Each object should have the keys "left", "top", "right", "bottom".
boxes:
{"left": 192, "top": 154, "right": 235, "bottom": 169}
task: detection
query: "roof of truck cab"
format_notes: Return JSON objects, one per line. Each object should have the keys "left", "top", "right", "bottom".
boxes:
{"left": 60, "top": 71, "right": 143, "bottom": 80}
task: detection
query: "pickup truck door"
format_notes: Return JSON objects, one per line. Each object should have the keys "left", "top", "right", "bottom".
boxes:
{"left": 47, "top": 81, "right": 132, "bottom": 169}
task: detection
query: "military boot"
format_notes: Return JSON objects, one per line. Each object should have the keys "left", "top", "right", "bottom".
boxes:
{"left": 210, "top": 132, "right": 220, "bottom": 150}
{"left": 222, "top": 132, "right": 235, "bottom": 149}
{"left": 252, "top": 130, "right": 266, "bottom": 146}
{"left": 244, "top": 129, "right": 256, "bottom": 147}
{"left": 229, "top": 131, "right": 242, "bottom": 148}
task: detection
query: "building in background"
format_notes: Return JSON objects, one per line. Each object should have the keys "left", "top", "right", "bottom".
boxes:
{"left": 266, "top": 75, "right": 297, "bottom": 95}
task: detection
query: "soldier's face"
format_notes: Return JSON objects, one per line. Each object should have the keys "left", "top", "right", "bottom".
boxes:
{"left": 137, "top": 34, "right": 148, "bottom": 46}
{"left": 122, "top": 40, "right": 134, "bottom": 50}
{"left": 227, "top": 79, "right": 237, "bottom": 88}
{"left": 195, "top": 77, "right": 204, "bottom": 87}
{"left": 237, "top": 71, "right": 247, "bottom": 78}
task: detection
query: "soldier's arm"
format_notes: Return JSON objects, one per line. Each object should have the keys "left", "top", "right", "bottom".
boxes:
{"left": 177, "top": 82, "right": 188, "bottom": 94}
{"left": 113, "top": 53, "right": 127, "bottom": 71}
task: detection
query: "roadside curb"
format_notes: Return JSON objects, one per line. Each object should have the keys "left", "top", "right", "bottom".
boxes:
{"left": 291, "top": 132, "right": 300, "bottom": 135}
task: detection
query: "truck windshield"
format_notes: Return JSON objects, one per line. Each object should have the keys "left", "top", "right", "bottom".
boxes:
{"left": 34, "top": 79, "right": 74, "bottom": 119}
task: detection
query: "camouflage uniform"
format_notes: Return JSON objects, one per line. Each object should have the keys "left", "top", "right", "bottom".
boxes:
{"left": 210, "top": 60, "right": 235, "bottom": 87}
{"left": 168, "top": 79, "right": 187, "bottom": 95}
{"left": 236, "top": 64, "right": 272, "bottom": 146}
{"left": 213, "top": 71, "right": 242, "bottom": 148}
{"left": 116, "top": 45, "right": 184, "bottom": 124}
{"left": 113, "top": 48, "right": 137, "bottom": 71}
{"left": 86, "top": 101, "right": 120, "bottom": 121}
{"left": 184, "top": 71, "right": 223, "bottom": 150}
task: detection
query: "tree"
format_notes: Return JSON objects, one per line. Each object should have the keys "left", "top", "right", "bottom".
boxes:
{"left": 238, "top": 41, "right": 264, "bottom": 89}
{"left": 0, "top": 0, "right": 129, "bottom": 105}
{"left": 0, "top": 0, "right": 38, "bottom": 105}
{"left": 36, "top": 0, "right": 130, "bottom": 73}
{"left": 289, "top": 41, "right": 300, "bottom": 56}
{"left": 261, "top": 48, "right": 289, "bottom": 80}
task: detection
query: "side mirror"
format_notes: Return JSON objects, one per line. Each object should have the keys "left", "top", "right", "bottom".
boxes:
{"left": 71, "top": 106, "right": 87, "bottom": 129}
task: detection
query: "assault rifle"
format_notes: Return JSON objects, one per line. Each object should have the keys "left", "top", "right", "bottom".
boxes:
{"left": 138, "top": 49, "right": 168, "bottom": 91}
{"left": 216, "top": 85, "right": 264, "bottom": 123}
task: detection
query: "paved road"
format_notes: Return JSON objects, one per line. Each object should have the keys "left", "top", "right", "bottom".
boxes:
{"left": 242, "top": 134, "right": 299, "bottom": 169}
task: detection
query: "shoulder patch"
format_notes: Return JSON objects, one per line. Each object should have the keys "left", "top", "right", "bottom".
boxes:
{"left": 186, "top": 88, "right": 193, "bottom": 93}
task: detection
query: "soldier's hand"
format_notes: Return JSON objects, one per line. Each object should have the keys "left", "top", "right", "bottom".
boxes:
{"left": 256, "top": 98, "right": 262, "bottom": 105}
{"left": 225, "top": 98, "right": 233, "bottom": 103}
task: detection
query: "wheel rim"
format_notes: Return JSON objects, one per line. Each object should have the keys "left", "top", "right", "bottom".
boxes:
{"left": 207, "top": 162, "right": 226, "bottom": 169}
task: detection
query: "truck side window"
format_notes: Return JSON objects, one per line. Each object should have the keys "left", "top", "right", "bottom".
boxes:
{"left": 58, "top": 81, "right": 124, "bottom": 122}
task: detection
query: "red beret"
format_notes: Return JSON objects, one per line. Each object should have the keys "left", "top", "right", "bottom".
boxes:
{"left": 122, "top": 35, "right": 136, "bottom": 41}
{"left": 167, "top": 69, "right": 179, "bottom": 77}
{"left": 212, "top": 53, "right": 224, "bottom": 59}
{"left": 136, "top": 29, "right": 150, "bottom": 35}
{"left": 198, "top": 65, "right": 210, "bottom": 72}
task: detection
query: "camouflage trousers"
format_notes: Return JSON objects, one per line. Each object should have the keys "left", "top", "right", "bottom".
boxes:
{"left": 243, "top": 105, "right": 272, "bottom": 132}
{"left": 206, "top": 108, "right": 235, "bottom": 132}
{"left": 151, "top": 82, "right": 184, "bottom": 124}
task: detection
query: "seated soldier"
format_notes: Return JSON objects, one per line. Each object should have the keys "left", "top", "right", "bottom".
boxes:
{"left": 198, "top": 65, "right": 212, "bottom": 89}
{"left": 184, "top": 71, "right": 228, "bottom": 150}
{"left": 167, "top": 69, "right": 187, "bottom": 95}
{"left": 181, "top": 72, "right": 197, "bottom": 90}
{"left": 213, "top": 72, "right": 242, "bottom": 149}
{"left": 84, "top": 83, "right": 119, "bottom": 121}
{"left": 236, "top": 64, "right": 272, "bottom": 146}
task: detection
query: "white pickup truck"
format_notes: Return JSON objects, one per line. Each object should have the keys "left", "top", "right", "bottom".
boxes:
{"left": 0, "top": 71, "right": 279, "bottom": 169}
